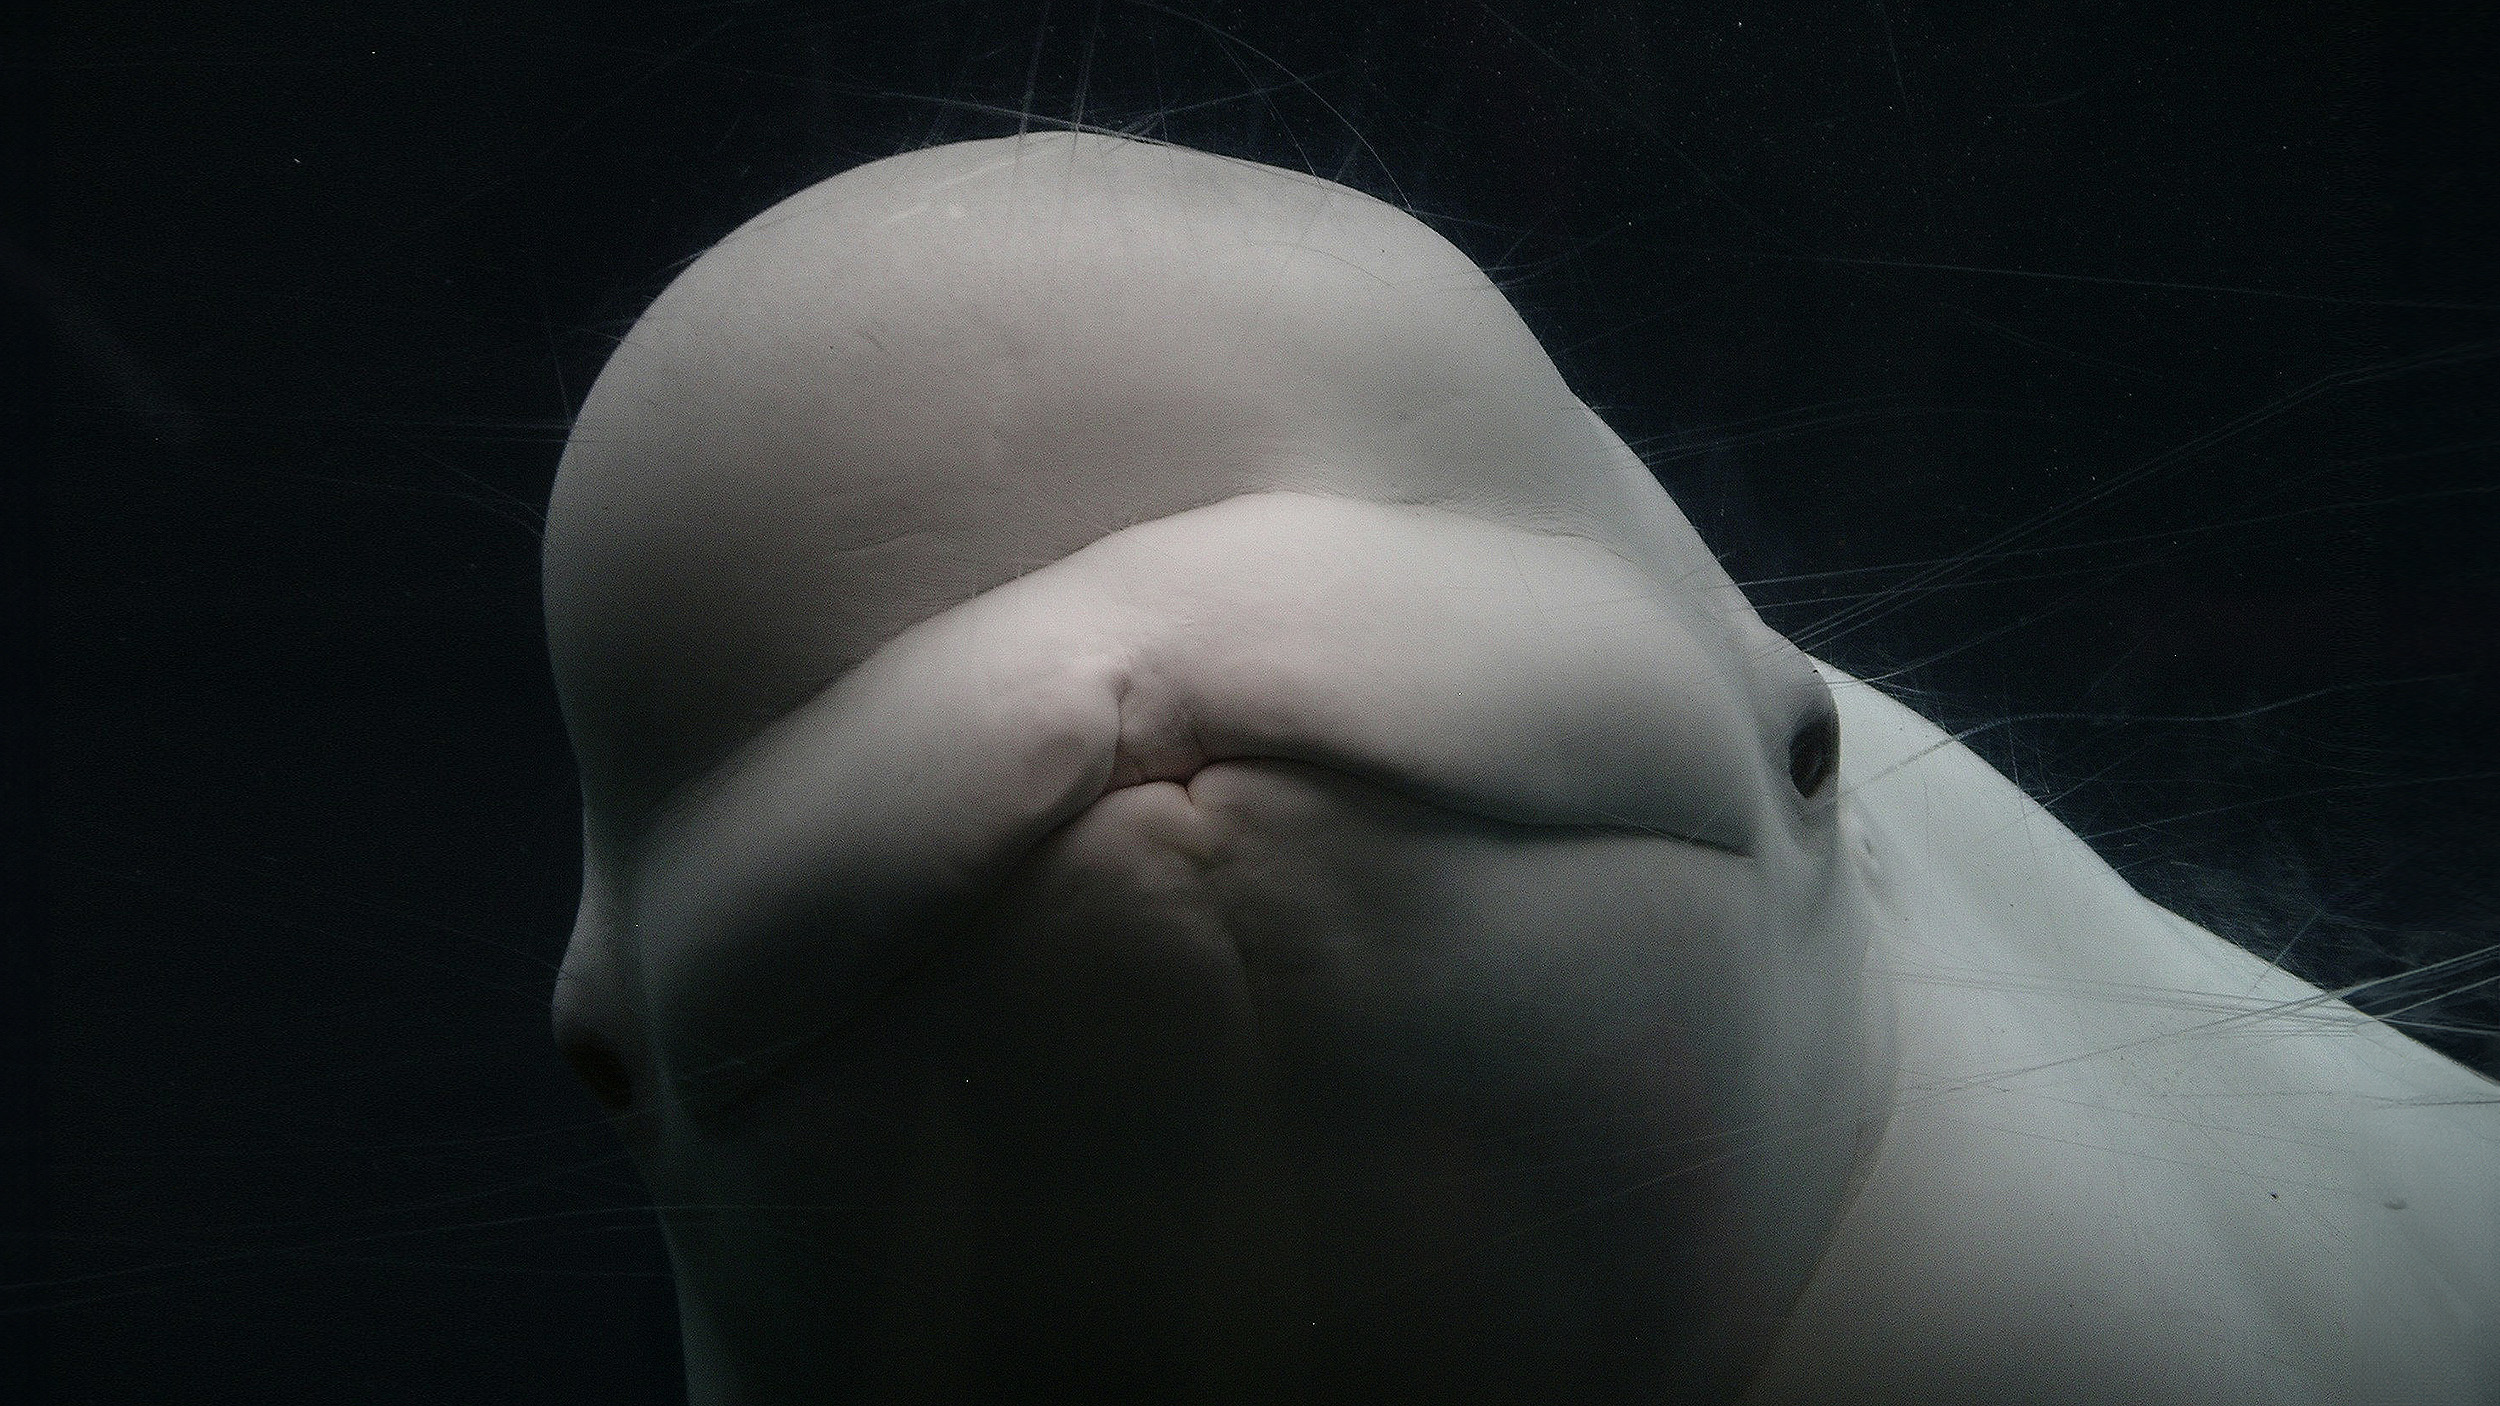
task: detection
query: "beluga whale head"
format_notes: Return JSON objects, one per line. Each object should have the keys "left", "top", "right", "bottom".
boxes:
{"left": 539, "top": 129, "right": 1894, "bottom": 1404}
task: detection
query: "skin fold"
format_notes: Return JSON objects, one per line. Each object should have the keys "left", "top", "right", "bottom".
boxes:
{"left": 544, "top": 133, "right": 2497, "bottom": 1404}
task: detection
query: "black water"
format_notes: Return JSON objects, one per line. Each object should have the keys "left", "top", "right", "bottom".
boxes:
{"left": 9, "top": 4, "right": 2494, "bottom": 1401}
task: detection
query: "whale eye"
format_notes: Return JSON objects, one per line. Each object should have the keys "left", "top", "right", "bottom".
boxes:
{"left": 561, "top": 1036, "right": 636, "bottom": 1114}
{"left": 1788, "top": 705, "right": 1839, "bottom": 798}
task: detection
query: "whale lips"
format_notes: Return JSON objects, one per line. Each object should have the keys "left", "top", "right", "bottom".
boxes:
{"left": 599, "top": 491, "right": 1775, "bottom": 1119}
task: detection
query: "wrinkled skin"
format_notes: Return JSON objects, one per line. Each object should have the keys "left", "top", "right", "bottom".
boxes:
{"left": 545, "top": 134, "right": 2498, "bottom": 1404}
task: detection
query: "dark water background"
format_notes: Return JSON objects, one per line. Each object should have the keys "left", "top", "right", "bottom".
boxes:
{"left": 8, "top": 2, "right": 2495, "bottom": 1401}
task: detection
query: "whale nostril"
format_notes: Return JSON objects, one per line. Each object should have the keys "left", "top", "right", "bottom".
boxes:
{"left": 1789, "top": 706, "right": 1839, "bottom": 798}
{"left": 561, "top": 1036, "right": 636, "bottom": 1113}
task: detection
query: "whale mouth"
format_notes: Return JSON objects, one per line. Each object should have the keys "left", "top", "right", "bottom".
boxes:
{"left": 646, "top": 744, "right": 1760, "bottom": 1130}
{"left": 587, "top": 491, "right": 1775, "bottom": 1123}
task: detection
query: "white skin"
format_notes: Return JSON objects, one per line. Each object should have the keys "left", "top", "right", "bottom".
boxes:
{"left": 544, "top": 134, "right": 2498, "bottom": 1404}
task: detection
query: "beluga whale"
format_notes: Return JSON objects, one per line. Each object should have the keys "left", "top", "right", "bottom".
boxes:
{"left": 541, "top": 132, "right": 2499, "bottom": 1405}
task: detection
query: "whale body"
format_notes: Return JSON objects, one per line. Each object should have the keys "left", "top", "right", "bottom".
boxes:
{"left": 543, "top": 133, "right": 2498, "bottom": 1404}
